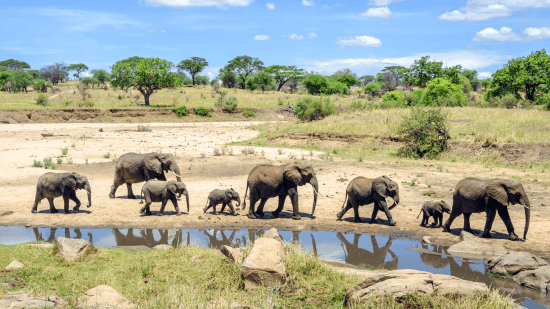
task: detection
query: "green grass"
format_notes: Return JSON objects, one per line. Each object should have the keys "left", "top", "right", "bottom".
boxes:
{"left": 0, "top": 243, "right": 513, "bottom": 309}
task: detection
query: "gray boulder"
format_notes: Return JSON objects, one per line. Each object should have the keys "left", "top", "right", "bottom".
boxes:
{"left": 153, "top": 244, "right": 172, "bottom": 250}
{"left": 5, "top": 260, "right": 24, "bottom": 270}
{"left": 513, "top": 267, "right": 550, "bottom": 292}
{"left": 0, "top": 292, "right": 66, "bottom": 308}
{"left": 76, "top": 285, "right": 136, "bottom": 309}
{"left": 241, "top": 238, "right": 287, "bottom": 290}
{"left": 220, "top": 246, "right": 244, "bottom": 264}
{"left": 459, "top": 231, "right": 476, "bottom": 241}
{"left": 485, "top": 251, "right": 548, "bottom": 276}
{"left": 264, "top": 228, "right": 283, "bottom": 242}
{"left": 57, "top": 237, "right": 96, "bottom": 262}
{"left": 421, "top": 236, "right": 432, "bottom": 245}
{"left": 447, "top": 238, "right": 507, "bottom": 258}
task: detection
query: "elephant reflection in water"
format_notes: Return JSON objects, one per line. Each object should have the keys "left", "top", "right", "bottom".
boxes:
{"left": 112, "top": 228, "right": 187, "bottom": 248}
{"left": 33, "top": 228, "right": 92, "bottom": 243}
{"left": 203, "top": 229, "right": 243, "bottom": 248}
{"left": 336, "top": 233, "right": 398, "bottom": 269}
{"left": 290, "top": 231, "right": 318, "bottom": 256}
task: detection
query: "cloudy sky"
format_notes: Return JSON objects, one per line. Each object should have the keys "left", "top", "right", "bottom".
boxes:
{"left": 1, "top": 0, "right": 549, "bottom": 79}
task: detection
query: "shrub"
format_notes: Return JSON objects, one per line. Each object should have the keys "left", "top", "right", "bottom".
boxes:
{"left": 34, "top": 93, "right": 50, "bottom": 106}
{"left": 32, "top": 159, "right": 43, "bottom": 168}
{"left": 245, "top": 71, "right": 274, "bottom": 92}
{"left": 215, "top": 94, "right": 238, "bottom": 112}
{"left": 336, "top": 74, "right": 360, "bottom": 88}
{"left": 323, "top": 79, "right": 349, "bottom": 95}
{"left": 363, "top": 82, "right": 381, "bottom": 95}
{"left": 193, "top": 107, "right": 212, "bottom": 117}
{"left": 43, "top": 158, "right": 58, "bottom": 170}
{"left": 295, "top": 96, "right": 337, "bottom": 121}
{"left": 242, "top": 108, "right": 255, "bottom": 118}
{"left": 397, "top": 107, "right": 450, "bottom": 159}
{"left": 173, "top": 106, "right": 188, "bottom": 116}
{"left": 302, "top": 75, "right": 328, "bottom": 95}
{"left": 348, "top": 101, "right": 377, "bottom": 111}
{"left": 543, "top": 93, "right": 550, "bottom": 111}
{"left": 61, "top": 100, "right": 72, "bottom": 107}
{"left": 78, "top": 100, "right": 95, "bottom": 108}
{"left": 486, "top": 93, "right": 521, "bottom": 109}
{"left": 422, "top": 77, "right": 466, "bottom": 106}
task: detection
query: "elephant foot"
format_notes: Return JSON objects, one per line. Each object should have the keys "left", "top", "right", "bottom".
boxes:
{"left": 128, "top": 195, "right": 136, "bottom": 199}
{"left": 63, "top": 211, "right": 70, "bottom": 214}
{"left": 272, "top": 211, "right": 280, "bottom": 218}
{"left": 146, "top": 211, "right": 153, "bottom": 216}
{"left": 31, "top": 208, "right": 38, "bottom": 214}
{"left": 509, "top": 232, "right": 519, "bottom": 241}
{"left": 481, "top": 232, "right": 492, "bottom": 238}
{"left": 157, "top": 213, "right": 164, "bottom": 216}
{"left": 256, "top": 211, "right": 265, "bottom": 218}
{"left": 336, "top": 213, "right": 343, "bottom": 221}
{"left": 463, "top": 228, "right": 474, "bottom": 234}
{"left": 420, "top": 223, "right": 426, "bottom": 227}
{"left": 442, "top": 225, "right": 450, "bottom": 232}
{"left": 213, "top": 212, "right": 220, "bottom": 215}
{"left": 73, "top": 206, "right": 80, "bottom": 213}
{"left": 292, "top": 215, "right": 301, "bottom": 220}
{"left": 50, "top": 208, "right": 58, "bottom": 213}
{"left": 232, "top": 212, "right": 238, "bottom": 216}
{"left": 247, "top": 213, "right": 258, "bottom": 219}
{"left": 368, "top": 218, "right": 377, "bottom": 224}
{"left": 176, "top": 212, "right": 182, "bottom": 216}
{"left": 109, "top": 192, "right": 115, "bottom": 199}
{"left": 388, "top": 220, "right": 397, "bottom": 226}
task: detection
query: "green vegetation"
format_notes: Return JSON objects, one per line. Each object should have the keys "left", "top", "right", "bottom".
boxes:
{"left": 193, "top": 106, "right": 212, "bottom": 117}
{"left": 177, "top": 57, "right": 208, "bottom": 86}
{"left": 173, "top": 106, "right": 188, "bottom": 116}
{"left": 242, "top": 108, "right": 255, "bottom": 117}
{"left": 32, "top": 159, "right": 43, "bottom": 168}
{"left": 42, "top": 158, "right": 58, "bottom": 170}
{"left": 61, "top": 147, "right": 68, "bottom": 156}
{"left": 245, "top": 71, "right": 274, "bottom": 92}
{"left": 34, "top": 93, "right": 49, "bottom": 106}
{"left": 363, "top": 82, "right": 381, "bottom": 95}
{"left": 67, "top": 63, "right": 89, "bottom": 80}
{"left": 295, "top": 96, "right": 337, "bottom": 121}
{"left": 221, "top": 56, "right": 264, "bottom": 89}
{"left": 397, "top": 107, "right": 449, "bottom": 159}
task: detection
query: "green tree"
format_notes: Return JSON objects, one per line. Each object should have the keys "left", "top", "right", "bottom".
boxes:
{"left": 265, "top": 65, "right": 304, "bottom": 91}
{"left": 27, "top": 70, "right": 41, "bottom": 79}
{"left": 0, "top": 71, "right": 12, "bottom": 89}
{"left": 0, "top": 59, "right": 30, "bottom": 70}
{"left": 40, "top": 62, "right": 68, "bottom": 84}
{"left": 218, "top": 69, "right": 237, "bottom": 88}
{"left": 336, "top": 74, "right": 360, "bottom": 88}
{"left": 480, "top": 79, "right": 492, "bottom": 91}
{"left": 363, "top": 82, "right": 381, "bottom": 94}
{"left": 110, "top": 57, "right": 180, "bottom": 106}
{"left": 67, "top": 63, "right": 89, "bottom": 80}
{"left": 92, "top": 69, "right": 111, "bottom": 84}
{"left": 177, "top": 57, "right": 208, "bottom": 85}
{"left": 302, "top": 75, "right": 328, "bottom": 95}
{"left": 422, "top": 77, "right": 466, "bottom": 106}
{"left": 359, "top": 75, "right": 375, "bottom": 85}
{"left": 224, "top": 56, "right": 264, "bottom": 89}
{"left": 119, "top": 56, "right": 145, "bottom": 66}
{"left": 405, "top": 56, "right": 444, "bottom": 88}
{"left": 246, "top": 71, "right": 275, "bottom": 92}
{"left": 81, "top": 77, "right": 94, "bottom": 88}
{"left": 8, "top": 70, "right": 33, "bottom": 93}
{"left": 442, "top": 65, "right": 462, "bottom": 85}
{"left": 195, "top": 75, "right": 210, "bottom": 85}
{"left": 175, "top": 73, "right": 192, "bottom": 85}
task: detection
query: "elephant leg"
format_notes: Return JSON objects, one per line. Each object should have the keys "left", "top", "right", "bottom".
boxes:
{"left": 140, "top": 192, "right": 153, "bottom": 215}
{"left": 347, "top": 197, "right": 362, "bottom": 223}
{"left": 203, "top": 201, "right": 212, "bottom": 213}
{"left": 215, "top": 203, "right": 222, "bottom": 215}
{"left": 369, "top": 202, "right": 379, "bottom": 224}
{"left": 288, "top": 188, "right": 300, "bottom": 220}
{"left": 481, "top": 208, "right": 496, "bottom": 238}
{"left": 170, "top": 196, "right": 181, "bottom": 215}
{"left": 32, "top": 194, "right": 44, "bottom": 213}
{"left": 435, "top": 213, "right": 442, "bottom": 227}
{"left": 109, "top": 177, "right": 123, "bottom": 199}
{"left": 62, "top": 195, "right": 71, "bottom": 214}
{"left": 442, "top": 201, "right": 461, "bottom": 233}
{"left": 126, "top": 183, "right": 136, "bottom": 199}
{"left": 69, "top": 191, "right": 81, "bottom": 212}
{"left": 158, "top": 199, "right": 168, "bottom": 216}
{"left": 497, "top": 206, "right": 518, "bottom": 240}
{"left": 256, "top": 199, "right": 269, "bottom": 218}
{"left": 219, "top": 203, "right": 227, "bottom": 214}
{"left": 247, "top": 195, "right": 259, "bottom": 219}
{"left": 48, "top": 198, "right": 58, "bottom": 213}
{"left": 420, "top": 209, "right": 429, "bottom": 226}
{"left": 463, "top": 213, "right": 473, "bottom": 233}
{"left": 273, "top": 195, "right": 286, "bottom": 218}
{"left": 337, "top": 199, "right": 352, "bottom": 220}
{"left": 226, "top": 202, "right": 237, "bottom": 216}
{"left": 378, "top": 198, "right": 396, "bottom": 226}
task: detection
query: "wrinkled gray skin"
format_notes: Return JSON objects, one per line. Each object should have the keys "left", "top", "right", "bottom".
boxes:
{"left": 109, "top": 152, "right": 182, "bottom": 199}
{"left": 336, "top": 176, "right": 400, "bottom": 226}
{"left": 417, "top": 200, "right": 451, "bottom": 227}
{"left": 203, "top": 188, "right": 241, "bottom": 216}
{"left": 32, "top": 172, "right": 91, "bottom": 214}
{"left": 442, "top": 178, "right": 531, "bottom": 241}
{"left": 139, "top": 180, "right": 189, "bottom": 216}
{"left": 242, "top": 163, "right": 319, "bottom": 220}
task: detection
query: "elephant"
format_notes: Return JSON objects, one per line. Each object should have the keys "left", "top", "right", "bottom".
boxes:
{"left": 417, "top": 200, "right": 451, "bottom": 227}
{"left": 139, "top": 180, "right": 189, "bottom": 216}
{"left": 109, "top": 152, "right": 182, "bottom": 199}
{"left": 442, "top": 178, "right": 531, "bottom": 241}
{"left": 241, "top": 163, "right": 319, "bottom": 220}
{"left": 336, "top": 233, "right": 398, "bottom": 269}
{"left": 336, "top": 176, "right": 400, "bottom": 226}
{"left": 112, "top": 228, "right": 169, "bottom": 248}
{"left": 31, "top": 172, "right": 91, "bottom": 214}
{"left": 4, "top": 82, "right": 12, "bottom": 93}
{"left": 203, "top": 188, "right": 241, "bottom": 216}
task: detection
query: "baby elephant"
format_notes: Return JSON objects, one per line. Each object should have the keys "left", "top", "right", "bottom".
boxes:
{"left": 140, "top": 180, "right": 189, "bottom": 216}
{"left": 417, "top": 200, "right": 451, "bottom": 227}
{"left": 32, "top": 172, "right": 92, "bottom": 214}
{"left": 203, "top": 188, "right": 241, "bottom": 216}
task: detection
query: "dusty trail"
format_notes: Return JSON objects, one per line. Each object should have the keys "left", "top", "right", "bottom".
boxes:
{"left": 0, "top": 122, "right": 549, "bottom": 259}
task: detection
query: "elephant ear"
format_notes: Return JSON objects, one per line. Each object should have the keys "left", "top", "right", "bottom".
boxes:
{"left": 144, "top": 153, "right": 163, "bottom": 175}
{"left": 433, "top": 202, "right": 443, "bottom": 214}
{"left": 487, "top": 181, "right": 509, "bottom": 205}
{"left": 167, "top": 182, "right": 177, "bottom": 196}
{"left": 283, "top": 164, "right": 304, "bottom": 186}
{"left": 226, "top": 190, "right": 233, "bottom": 199}
{"left": 62, "top": 174, "right": 76, "bottom": 191}
{"left": 372, "top": 177, "right": 388, "bottom": 198}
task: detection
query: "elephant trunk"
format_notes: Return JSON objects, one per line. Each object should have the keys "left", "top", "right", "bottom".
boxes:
{"left": 388, "top": 193, "right": 399, "bottom": 210}
{"left": 236, "top": 195, "right": 241, "bottom": 207}
{"left": 184, "top": 191, "right": 190, "bottom": 213}
{"left": 523, "top": 200, "right": 530, "bottom": 240}
{"left": 310, "top": 177, "right": 319, "bottom": 216}
{"left": 85, "top": 182, "right": 92, "bottom": 208}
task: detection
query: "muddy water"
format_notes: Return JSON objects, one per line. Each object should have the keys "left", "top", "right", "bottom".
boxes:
{"left": 0, "top": 226, "right": 547, "bottom": 309}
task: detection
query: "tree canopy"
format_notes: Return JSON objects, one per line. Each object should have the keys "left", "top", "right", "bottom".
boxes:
{"left": 224, "top": 56, "right": 264, "bottom": 89}
{"left": 92, "top": 69, "right": 111, "bottom": 84}
{"left": 245, "top": 71, "right": 274, "bottom": 92}
{"left": 264, "top": 65, "right": 304, "bottom": 91}
{"left": 0, "top": 59, "right": 30, "bottom": 70}
{"left": 40, "top": 62, "right": 68, "bottom": 84}
{"left": 177, "top": 57, "right": 208, "bottom": 85}
{"left": 336, "top": 74, "right": 360, "bottom": 88}
{"left": 68, "top": 64, "right": 89, "bottom": 80}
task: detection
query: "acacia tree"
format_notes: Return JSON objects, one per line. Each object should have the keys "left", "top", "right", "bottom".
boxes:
{"left": 177, "top": 57, "right": 208, "bottom": 85}
{"left": 40, "top": 62, "right": 68, "bottom": 84}
{"left": 405, "top": 56, "right": 444, "bottom": 87}
{"left": 68, "top": 63, "right": 89, "bottom": 80}
{"left": 110, "top": 58, "right": 180, "bottom": 106}
{"left": 92, "top": 69, "right": 111, "bottom": 84}
{"left": 336, "top": 74, "right": 360, "bottom": 88}
{"left": 8, "top": 70, "right": 33, "bottom": 93}
{"left": 224, "top": 56, "right": 264, "bottom": 89}
{"left": 265, "top": 65, "right": 304, "bottom": 91}
{"left": 359, "top": 75, "right": 375, "bottom": 85}
{"left": 0, "top": 59, "right": 30, "bottom": 70}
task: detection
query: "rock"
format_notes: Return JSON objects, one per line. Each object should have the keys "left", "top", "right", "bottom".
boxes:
{"left": 447, "top": 239, "right": 507, "bottom": 258}
{"left": 421, "top": 236, "right": 432, "bottom": 244}
{"left": 0, "top": 293, "right": 66, "bottom": 308}
{"left": 26, "top": 244, "right": 54, "bottom": 249}
{"left": 241, "top": 237, "right": 287, "bottom": 290}
{"left": 513, "top": 266, "right": 550, "bottom": 292}
{"left": 153, "top": 244, "right": 172, "bottom": 250}
{"left": 10, "top": 298, "right": 56, "bottom": 308}
{"left": 5, "top": 260, "right": 24, "bottom": 270}
{"left": 190, "top": 255, "right": 201, "bottom": 263}
{"left": 264, "top": 228, "right": 283, "bottom": 242}
{"left": 344, "top": 269, "right": 488, "bottom": 306}
{"left": 76, "top": 285, "right": 136, "bottom": 309}
{"left": 57, "top": 237, "right": 96, "bottom": 262}
{"left": 220, "top": 246, "right": 244, "bottom": 263}
{"left": 485, "top": 251, "right": 549, "bottom": 276}
{"left": 459, "top": 231, "right": 475, "bottom": 241}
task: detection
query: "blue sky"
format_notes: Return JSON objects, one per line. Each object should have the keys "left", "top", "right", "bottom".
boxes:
{"left": 1, "top": 0, "right": 549, "bottom": 79}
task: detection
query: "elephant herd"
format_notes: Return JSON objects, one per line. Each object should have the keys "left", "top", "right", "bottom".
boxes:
{"left": 31, "top": 151, "right": 531, "bottom": 241}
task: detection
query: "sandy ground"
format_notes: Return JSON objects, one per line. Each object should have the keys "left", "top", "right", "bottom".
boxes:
{"left": 1, "top": 122, "right": 549, "bottom": 259}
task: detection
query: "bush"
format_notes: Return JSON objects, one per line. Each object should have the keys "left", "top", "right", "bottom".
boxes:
{"left": 363, "top": 82, "right": 381, "bottom": 95}
{"left": 242, "top": 108, "right": 255, "bottom": 118}
{"left": 422, "top": 77, "right": 466, "bottom": 106}
{"left": 543, "top": 93, "right": 550, "bottom": 110}
{"left": 215, "top": 94, "right": 238, "bottom": 112}
{"left": 402, "top": 89, "right": 424, "bottom": 106}
{"left": 295, "top": 96, "right": 337, "bottom": 121}
{"left": 336, "top": 74, "right": 360, "bottom": 88}
{"left": 302, "top": 75, "right": 328, "bottom": 95}
{"left": 397, "top": 107, "right": 449, "bottom": 159}
{"left": 193, "top": 107, "right": 212, "bottom": 117}
{"left": 78, "top": 100, "right": 95, "bottom": 108}
{"left": 348, "top": 101, "right": 377, "bottom": 111}
{"left": 486, "top": 93, "right": 521, "bottom": 109}
{"left": 323, "top": 79, "right": 349, "bottom": 95}
{"left": 380, "top": 91, "right": 406, "bottom": 109}
{"left": 43, "top": 158, "right": 58, "bottom": 170}
{"left": 34, "top": 93, "right": 50, "bottom": 106}
{"left": 173, "top": 106, "right": 188, "bottom": 116}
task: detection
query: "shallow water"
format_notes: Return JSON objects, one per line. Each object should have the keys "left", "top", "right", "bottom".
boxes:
{"left": 0, "top": 226, "right": 547, "bottom": 308}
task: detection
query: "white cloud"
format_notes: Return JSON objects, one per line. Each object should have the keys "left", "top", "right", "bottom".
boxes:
{"left": 478, "top": 71, "right": 493, "bottom": 79}
{"left": 439, "top": 4, "right": 510, "bottom": 21}
{"left": 254, "top": 34, "right": 271, "bottom": 40}
{"left": 146, "top": 29, "right": 166, "bottom": 33}
{"left": 27, "top": 8, "right": 139, "bottom": 32}
{"left": 473, "top": 27, "right": 520, "bottom": 41}
{"left": 308, "top": 32, "right": 318, "bottom": 40}
{"left": 369, "top": 0, "right": 404, "bottom": 5}
{"left": 302, "top": 0, "right": 314, "bottom": 6}
{"left": 290, "top": 33, "right": 304, "bottom": 40}
{"left": 266, "top": 3, "right": 275, "bottom": 9}
{"left": 336, "top": 35, "right": 382, "bottom": 48}
{"left": 322, "top": 3, "right": 345, "bottom": 9}
{"left": 466, "top": 0, "right": 550, "bottom": 9}
{"left": 361, "top": 6, "right": 392, "bottom": 18}
{"left": 143, "top": 0, "right": 252, "bottom": 8}
{"left": 523, "top": 27, "right": 550, "bottom": 40}
{"left": 81, "top": 72, "right": 93, "bottom": 78}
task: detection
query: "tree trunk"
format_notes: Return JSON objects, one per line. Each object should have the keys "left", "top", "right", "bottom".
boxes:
{"left": 192, "top": 75, "right": 195, "bottom": 86}
{"left": 144, "top": 93, "right": 150, "bottom": 106}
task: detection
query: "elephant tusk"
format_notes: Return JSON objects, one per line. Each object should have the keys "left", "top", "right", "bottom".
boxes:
{"left": 311, "top": 185, "right": 323, "bottom": 197}
{"left": 172, "top": 170, "right": 182, "bottom": 178}
{"left": 521, "top": 204, "right": 531, "bottom": 209}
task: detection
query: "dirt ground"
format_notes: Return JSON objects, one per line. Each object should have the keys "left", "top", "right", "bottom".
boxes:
{"left": 1, "top": 121, "right": 550, "bottom": 259}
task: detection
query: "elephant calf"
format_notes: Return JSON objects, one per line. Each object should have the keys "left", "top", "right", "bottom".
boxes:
{"left": 140, "top": 180, "right": 189, "bottom": 216}
{"left": 417, "top": 200, "right": 451, "bottom": 227}
{"left": 203, "top": 188, "right": 241, "bottom": 216}
{"left": 32, "top": 172, "right": 92, "bottom": 214}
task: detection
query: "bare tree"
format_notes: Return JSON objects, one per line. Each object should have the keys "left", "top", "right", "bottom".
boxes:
{"left": 40, "top": 62, "right": 68, "bottom": 85}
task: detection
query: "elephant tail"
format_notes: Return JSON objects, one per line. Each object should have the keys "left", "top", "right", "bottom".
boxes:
{"left": 139, "top": 188, "right": 144, "bottom": 204}
{"left": 416, "top": 210, "right": 422, "bottom": 219}
{"left": 242, "top": 182, "right": 249, "bottom": 211}
{"left": 340, "top": 193, "right": 348, "bottom": 211}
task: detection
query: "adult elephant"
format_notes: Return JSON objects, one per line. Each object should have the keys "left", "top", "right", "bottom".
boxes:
{"left": 336, "top": 176, "right": 400, "bottom": 226}
{"left": 109, "top": 152, "right": 182, "bottom": 199}
{"left": 241, "top": 163, "right": 319, "bottom": 220}
{"left": 32, "top": 172, "right": 92, "bottom": 214}
{"left": 442, "top": 178, "right": 530, "bottom": 241}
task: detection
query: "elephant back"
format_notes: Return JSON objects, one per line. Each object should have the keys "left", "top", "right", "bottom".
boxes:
{"left": 247, "top": 164, "right": 284, "bottom": 187}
